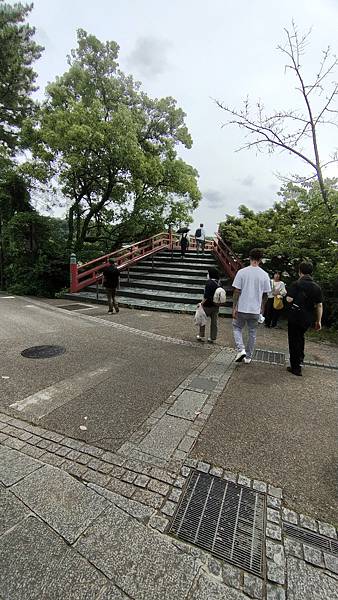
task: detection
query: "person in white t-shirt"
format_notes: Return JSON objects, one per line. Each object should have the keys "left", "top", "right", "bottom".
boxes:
{"left": 232, "top": 248, "right": 271, "bottom": 363}
{"left": 195, "top": 224, "right": 206, "bottom": 253}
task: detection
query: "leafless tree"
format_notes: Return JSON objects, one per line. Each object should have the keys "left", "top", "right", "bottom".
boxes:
{"left": 216, "top": 23, "right": 338, "bottom": 214}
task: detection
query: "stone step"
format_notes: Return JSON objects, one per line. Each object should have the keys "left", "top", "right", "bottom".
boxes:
{"left": 90, "top": 280, "right": 205, "bottom": 294}
{"left": 126, "top": 265, "right": 219, "bottom": 277}
{"left": 119, "top": 271, "right": 211, "bottom": 285}
{"left": 139, "top": 259, "right": 217, "bottom": 271}
{"left": 86, "top": 286, "right": 233, "bottom": 306}
{"left": 62, "top": 291, "right": 232, "bottom": 317}
{"left": 120, "top": 279, "right": 233, "bottom": 294}
{"left": 157, "top": 250, "right": 214, "bottom": 257}
{"left": 145, "top": 253, "right": 216, "bottom": 264}
{"left": 144, "top": 252, "right": 216, "bottom": 263}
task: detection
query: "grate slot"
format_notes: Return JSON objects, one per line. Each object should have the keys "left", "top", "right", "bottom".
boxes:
{"left": 253, "top": 349, "right": 285, "bottom": 365}
{"left": 283, "top": 523, "right": 338, "bottom": 555}
{"left": 58, "top": 304, "right": 93, "bottom": 311}
{"left": 169, "top": 471, "right": 266, "bottom": 577}
{"left": 303, "top": 360, "right": 338, "bottom": 371}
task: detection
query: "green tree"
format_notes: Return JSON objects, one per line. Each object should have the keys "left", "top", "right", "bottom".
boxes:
{"left": 219, "top": 180, "right": 338, "bottom": 325}
{"left": 28, "top": 30, "right": 200, "bottom": 253}
{"left": 0, "top": 167, "right": 33, "bottom": 287}
{"left": 5, "top": 211, "right": 68, "bottom": 296}
{"left": 0, "top": 1, "right": 43, "bottom": 157}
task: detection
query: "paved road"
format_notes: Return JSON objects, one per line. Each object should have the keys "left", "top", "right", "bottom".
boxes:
{"left": 192, "top": 360, "right": 337, "bottom": 523}
{"left": 0, "top": 295, "right": 211, "bottom": 450}
{"left": 35, "top": 298, "right": 337, "bottom": 364}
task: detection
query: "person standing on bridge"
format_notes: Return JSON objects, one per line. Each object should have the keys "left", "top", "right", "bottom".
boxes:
{"left": 180, "top": 233, "right": 189, "bottom": 259}
{"left": 195, "top": 224, "right": 206, "bottom": 253}
{"left": 232, "top": 248, "right": 271, "bottom": 363}
{"left": 102, "top": 258, "right": 120, "bottom": 314}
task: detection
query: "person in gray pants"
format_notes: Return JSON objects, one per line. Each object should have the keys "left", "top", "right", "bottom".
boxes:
{"left": 232, "top": 248, "right": 271, "bottom": 363}
{"left": 197, "top": 267, "right": 220, "bottom": 343}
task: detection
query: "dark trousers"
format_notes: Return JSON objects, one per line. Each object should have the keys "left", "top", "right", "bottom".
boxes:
{"left": 106, "top": 287, "right": 119, "bottom": 312}
{"left": 264, "top": 298, "right": 281, "bottom": 327}
{"left": 288, "top": 320, "right": 307, "bottom": 372}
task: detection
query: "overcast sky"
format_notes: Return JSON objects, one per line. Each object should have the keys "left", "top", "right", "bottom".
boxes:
{"left": 25, "top": 0, "right": 338, "bottom": 234}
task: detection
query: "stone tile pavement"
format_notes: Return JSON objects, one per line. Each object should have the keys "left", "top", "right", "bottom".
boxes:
{"left": 1, "top": 442, "right": 337, "bottom": 599}
{"left": 0, "top": 344, "right": 337, "bottom": 599}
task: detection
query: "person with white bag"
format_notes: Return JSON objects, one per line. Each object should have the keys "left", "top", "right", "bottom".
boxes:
{"left": 195, "top": 267, "right": 226, "bottom": 343}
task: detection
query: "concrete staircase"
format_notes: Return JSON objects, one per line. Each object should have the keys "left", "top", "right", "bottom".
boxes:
{"left": 63, "top": 249, "right": 233, "bottom": 317}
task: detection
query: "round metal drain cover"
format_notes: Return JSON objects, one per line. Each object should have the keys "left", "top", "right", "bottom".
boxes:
{"left": 21, "top": 345, "right": 66, "bottom": 359}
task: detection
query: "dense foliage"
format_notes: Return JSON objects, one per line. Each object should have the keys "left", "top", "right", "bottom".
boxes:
{"left": 0, "top": 0, "right": 43, "bottom": 159}
{"left": 5, "top": 211, "right": 68, "bottom": 296}
{"left": 1, "top": 7, "right": 200, "bottom": 294}
{"left": 219, "top": 181, "right": 338, "bottom": 326}
{"left": 26, "top": 29, "right": 201, "bottom": 253}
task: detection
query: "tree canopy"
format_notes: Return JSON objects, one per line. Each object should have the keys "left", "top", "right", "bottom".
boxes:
{"left": 219, "top": 180, "right": 338, "bottom": 324}
{"left": 27, "top": 30, "right": 201, "bottom": 253}
{"left": 0, "top": 1, "right": 43, "bottom": 158}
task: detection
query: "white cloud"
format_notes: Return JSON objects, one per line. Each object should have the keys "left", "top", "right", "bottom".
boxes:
{"left": 127, "top": 36, "right": 172, "bottom": 78}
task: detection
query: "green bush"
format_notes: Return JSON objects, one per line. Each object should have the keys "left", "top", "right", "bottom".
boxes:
{"left": 4, "top": 212, "right": 69, "bottom": 296}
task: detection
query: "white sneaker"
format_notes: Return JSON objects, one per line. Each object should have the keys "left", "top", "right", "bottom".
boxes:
{"left": 235, "top": 350, "right": 246, "bottom": 362}
{"left": 207, "top": 338, "right": 215, "bottom": 344}
{"left": 244, "top": 357, "right": 252, "bottom": 364}
{"left": 196, "top": 335, "right": 205, "bottom": 342}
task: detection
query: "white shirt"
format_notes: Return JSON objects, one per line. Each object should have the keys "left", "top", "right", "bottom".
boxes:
{"left": 267, "top": 279, "right": 286, "bottom": 299}
{"left": 196, "top": 228, "right": 205, "bottom": 240}
{"left": 233, "top": 265, "right": 271, "bottom": 314}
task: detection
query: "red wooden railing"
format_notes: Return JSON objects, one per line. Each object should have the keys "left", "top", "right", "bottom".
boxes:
{"left": 69, "top": 230, "right": 241, "bottom": 293}
{"left": 70, "top": 231, "right": 172, "bottom": 293}
{"left": 212, "top": 233, "right": 243, "bottom": 278}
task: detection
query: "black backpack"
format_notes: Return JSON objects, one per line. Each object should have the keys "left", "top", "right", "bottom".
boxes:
{"left": 195, "top": 228, "right": 201, "bottom": 237}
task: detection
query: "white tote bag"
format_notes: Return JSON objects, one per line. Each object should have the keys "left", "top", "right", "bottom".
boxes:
{"left": 194, "top": 303, "right": 208, "bottom": 326}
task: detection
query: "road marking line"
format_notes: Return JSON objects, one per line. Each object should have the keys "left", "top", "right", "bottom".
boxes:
{"left": 9, "top": 363, "right": 118, "bottom": 420}
{"left": 0, "top": 296, "right": 15, "bottom": 299}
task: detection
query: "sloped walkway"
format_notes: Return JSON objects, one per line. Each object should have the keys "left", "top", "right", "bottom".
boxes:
{"left": 0, "top": 298, "right": 337, "bottom": 599}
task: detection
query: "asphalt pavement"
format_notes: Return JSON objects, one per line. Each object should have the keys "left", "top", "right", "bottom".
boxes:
{"left": 0, "top": 295, "right": 211, "bottom": 450}
{"left": 192, "top": 360, "right": 337, "bottom": 523}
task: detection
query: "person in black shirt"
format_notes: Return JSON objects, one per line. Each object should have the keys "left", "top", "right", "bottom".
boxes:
{"left": 197, "top": 267, "right": 220, "bottom": 343}
{"left": 102, "top": 258, "right": 120, "bottom": 314}
{"left": 286, "top": 261, "right": 323, "bottom": 376}
{"left": 180, "top": 234, "right": 189, "bottom": 259}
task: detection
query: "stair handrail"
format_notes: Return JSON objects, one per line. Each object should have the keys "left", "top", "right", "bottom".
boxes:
{"left": 70, "top": 231, "right": 172, "bottom": 293}
{"left": 212, "top": 232, "right": 243, "bottom": 278}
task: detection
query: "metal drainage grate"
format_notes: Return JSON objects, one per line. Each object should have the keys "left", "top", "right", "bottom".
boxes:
{"left": 169, "top": 470, "right": 266, "bottom": 577}
{"left": 21, "top": 345, "right": 66, "bottom": 359}
{"left": 303, "top": 360, "right": 338, "bottom": 371}
{"left": 253, "top": 349, "right": 285, "bottom": 365}
{"left": 58, "top": 304, "right": 92, "bottom": 311}
{"left": 283, "top": 523, "right": 338, "bottom": 556}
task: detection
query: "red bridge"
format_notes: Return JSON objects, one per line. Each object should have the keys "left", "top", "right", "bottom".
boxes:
{"left": 67, "top": 231, "right": 242, "bottom": 317}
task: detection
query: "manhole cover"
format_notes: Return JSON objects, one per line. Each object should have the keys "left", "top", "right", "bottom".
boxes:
{"left": 253, "top": 349, "right": 285, "bottom": 365}
{"left": 58, "top": 304, "right": 91, "bottom": 311}
{"left": 21, "top": 345, "right": 66, "bottom": 359}
{"left": 169, "top": 470, "right": 266, "bottom": 577}
{"left": 283, "top": 523, "right": 338, "bottom": 556}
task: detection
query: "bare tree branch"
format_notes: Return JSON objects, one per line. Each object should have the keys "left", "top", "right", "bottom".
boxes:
{"left": 216, "top": 22, "right": 338, "bottom": 215}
